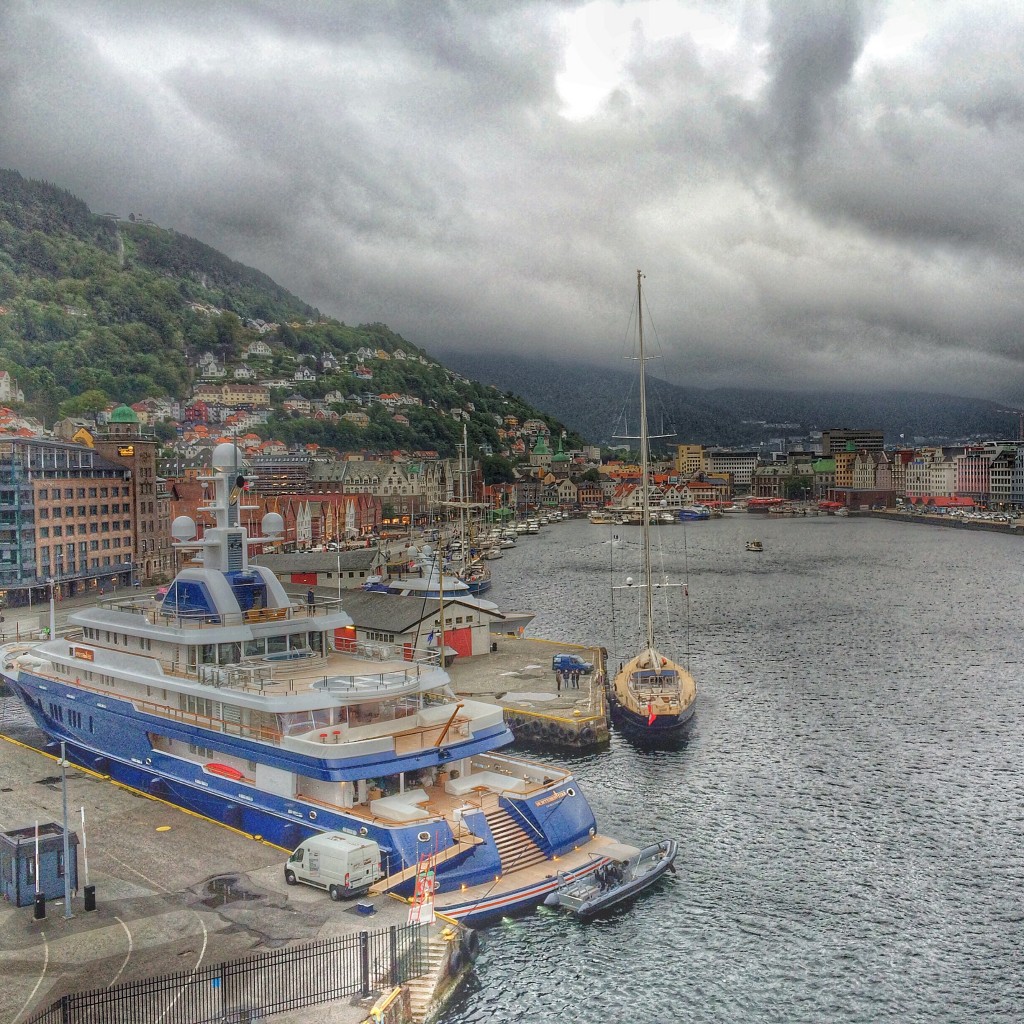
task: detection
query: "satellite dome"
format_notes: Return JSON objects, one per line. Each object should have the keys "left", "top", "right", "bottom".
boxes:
{"left": 211, "top": 443, "right": 245, "bottom": 472}
{"left": 261, "top": 512, "right": 284, "bottom": 538}
{"left": 171, "top": 516, "right": 197, "bottom": 541}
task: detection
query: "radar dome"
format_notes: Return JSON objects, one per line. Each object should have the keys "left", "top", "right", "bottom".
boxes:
{"left": 171, "top": 516, "right": 197, "bottom": 541}
{"left": 261, "top": 512, "right": 284, "bottom": 538}
{"left": 211, "top": 443, "right": 246, "bottom": 472}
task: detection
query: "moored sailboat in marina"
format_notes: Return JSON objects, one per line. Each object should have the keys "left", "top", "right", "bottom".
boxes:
{"left": 608, "top": 271, "right": 697, "bottom": 743}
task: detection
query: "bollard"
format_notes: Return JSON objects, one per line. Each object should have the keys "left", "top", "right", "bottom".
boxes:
{"left": 33, "top": 892, "right": 46, "bottom": 920}
{"left": 84, "top": 884, "right": 96, "bottom": 912}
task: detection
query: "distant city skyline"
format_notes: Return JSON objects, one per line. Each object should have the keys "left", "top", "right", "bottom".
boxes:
{"left": 3, "top": 1, "right": 1024, "bottom": 402}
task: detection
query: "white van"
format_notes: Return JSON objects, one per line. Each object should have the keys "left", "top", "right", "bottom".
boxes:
{"left": 284, "top": 832, "right": 382, "bottom": 901}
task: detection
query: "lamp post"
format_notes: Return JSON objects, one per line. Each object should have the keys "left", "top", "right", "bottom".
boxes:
{"left": 59, "top": 741, "right": 73, "bottom": 919}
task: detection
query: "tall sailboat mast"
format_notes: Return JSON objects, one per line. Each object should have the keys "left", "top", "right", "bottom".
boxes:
{"left": 636, "top": 269, "right": 656, "bottom": 652}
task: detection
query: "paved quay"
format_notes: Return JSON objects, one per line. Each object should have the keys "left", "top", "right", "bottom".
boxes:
{"left": 447, "top": 634, "right": 603, "bottom": 714}
{"left": 0, "top": 734, "right": 441, "bottom": 1024}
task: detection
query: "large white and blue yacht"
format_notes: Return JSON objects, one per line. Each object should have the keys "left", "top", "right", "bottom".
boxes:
{"left": 1, "top": 444, "right": 624, "bottom": 924}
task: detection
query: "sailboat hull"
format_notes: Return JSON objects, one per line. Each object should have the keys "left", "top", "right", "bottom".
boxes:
{"left": 608, "top": 696, "right": 695, "bottom": 744}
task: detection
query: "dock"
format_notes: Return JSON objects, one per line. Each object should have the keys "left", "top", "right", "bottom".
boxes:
{"left": 447, "top": 635, "right": 609, "bottom": 749}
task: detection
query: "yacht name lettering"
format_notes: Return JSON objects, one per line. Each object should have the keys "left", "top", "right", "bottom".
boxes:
{"left": 71, "top": 646, "right": 94, "bottom": 661}
{"left": 536, "top": 789, "right": 570, "bottom": 807}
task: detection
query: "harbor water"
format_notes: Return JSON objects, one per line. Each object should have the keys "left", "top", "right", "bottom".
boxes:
{"left": 439, "top": 514, "right": 1024, "bottom": 1023}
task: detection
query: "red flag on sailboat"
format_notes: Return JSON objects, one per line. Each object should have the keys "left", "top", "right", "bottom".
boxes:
{"left": 647, "top": 703, "right": 656, "bottom": 726}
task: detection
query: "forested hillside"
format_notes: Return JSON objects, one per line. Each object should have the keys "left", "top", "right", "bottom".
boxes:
{"left": 0, "top": 169, "right": 578, "bottom": 461}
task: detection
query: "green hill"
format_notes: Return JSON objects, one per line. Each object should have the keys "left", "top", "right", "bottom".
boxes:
{"left": 0, "top": 169, "right": 576, "bottom": 463}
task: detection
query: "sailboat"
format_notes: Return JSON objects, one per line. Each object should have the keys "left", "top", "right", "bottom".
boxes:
{"left": 608, "top": 271, "right": 697, "bottom": 742}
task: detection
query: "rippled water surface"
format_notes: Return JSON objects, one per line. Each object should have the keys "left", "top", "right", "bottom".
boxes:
{"left": 438, "top": 515, "right": 1024, "bottom": 1023}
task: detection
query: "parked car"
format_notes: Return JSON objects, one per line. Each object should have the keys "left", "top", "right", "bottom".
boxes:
{"left": 552, "top": 653, "right": 594, "bottom": 674}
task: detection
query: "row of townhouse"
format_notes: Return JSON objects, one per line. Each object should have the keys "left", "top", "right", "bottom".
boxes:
{"left": 817, "top": 443, "right": 1024, "bottom": 508}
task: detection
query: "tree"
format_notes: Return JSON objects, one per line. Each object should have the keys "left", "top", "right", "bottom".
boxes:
{"left": 482, "top": 454, "right": 516, "bottom": 484}
{"left": 58, "top": 388, "right": 109, "bottom": 418}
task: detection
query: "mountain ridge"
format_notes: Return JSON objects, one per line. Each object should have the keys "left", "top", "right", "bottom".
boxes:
{"left": 433, "top": 348, "right": 1016, "bottom": 447}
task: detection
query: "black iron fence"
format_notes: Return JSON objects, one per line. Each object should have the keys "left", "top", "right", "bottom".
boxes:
{"left": 26, "top": 923, "right": 427, "bottom": 1024}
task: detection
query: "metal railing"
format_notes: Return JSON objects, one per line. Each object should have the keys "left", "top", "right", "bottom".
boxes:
{"left": 25, "top": 924, "right": 427, "bottom": 1024}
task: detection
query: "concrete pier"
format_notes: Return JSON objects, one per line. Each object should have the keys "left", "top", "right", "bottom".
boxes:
{"left": 447, "top": 635, "right": 609, "bottom": 749}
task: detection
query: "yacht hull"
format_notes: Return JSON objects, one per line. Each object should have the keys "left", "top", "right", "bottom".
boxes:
{"left": 5, "top": 669, "right": 598, "bottom": 899}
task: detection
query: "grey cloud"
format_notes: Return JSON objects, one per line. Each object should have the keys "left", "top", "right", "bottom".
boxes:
{"left": 1, "top": 0, "right": 1024, "bottom": 404}
{"left": 761, "top": 0, "right": 867, "bottom": 164}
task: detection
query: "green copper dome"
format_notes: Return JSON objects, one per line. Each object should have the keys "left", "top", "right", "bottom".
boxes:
{"left": 110, "top": 404, "right": 140, "bottom": 423}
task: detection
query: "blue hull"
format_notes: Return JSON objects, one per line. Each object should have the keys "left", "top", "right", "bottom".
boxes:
{"left": 8, "top": 670, "right": 598, "bottom": 899}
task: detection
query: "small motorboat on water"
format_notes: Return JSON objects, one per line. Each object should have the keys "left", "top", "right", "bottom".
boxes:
{"left": 543, "top": 839, "right": 678, "bottom": 919}
{"left": 746, "top": 540, "right": 763, "bottom": 552}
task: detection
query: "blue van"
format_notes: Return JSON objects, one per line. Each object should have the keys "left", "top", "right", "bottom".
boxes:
{"left": 552, "top": 653, "right": 594, "bottom": 674}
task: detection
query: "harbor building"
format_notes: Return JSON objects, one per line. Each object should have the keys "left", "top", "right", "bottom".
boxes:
{"left": 674, "top": 444, "right": 705, "bottom": 479}
{"left": 0, "top": 437, "right": 135, "bottom": 606}
{"left": 704, "top": 450, "right": 759, "bottom": 491}
{"left": 820, "top": 429, "right": 884, "bottom": 456}
{"left": 92, "top": 404, "right": 173, "bottom": 583}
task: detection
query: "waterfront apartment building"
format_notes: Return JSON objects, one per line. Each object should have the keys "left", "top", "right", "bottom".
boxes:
{"left": 309, "top": 458, "right": 449, "bottom": 521}
{"left": 851, "top": 450, "right": 892, "bottom": 491}
{"left": 955, "top": 446, "right": 993, "bottom": 504}
{"left": 0, "top": 438, "right": 134, "bottom": 606}
{"left": 905, "top": 447, "right": 959, "bottom": 502}
{"left": 704, "top": 450, "right": 759, "bottom": 490}
{"left": 957, "top": 442, "right": 1024, "bottom": 508}
{"left": 820, "top": 429, "right": 884, "bottom": 456}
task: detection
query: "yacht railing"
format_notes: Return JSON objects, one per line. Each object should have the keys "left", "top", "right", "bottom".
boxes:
{"left": 96, "top": 594, "right": 360, "bottom": 629}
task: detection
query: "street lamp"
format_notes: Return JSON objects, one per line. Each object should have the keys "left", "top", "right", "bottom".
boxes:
{"left": 59, "top": 741, "right": 73, "bottom": 919}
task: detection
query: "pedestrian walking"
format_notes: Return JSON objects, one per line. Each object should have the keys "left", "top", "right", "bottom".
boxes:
{"left": 555, "top": 670, "right": 562, "bottom": 692}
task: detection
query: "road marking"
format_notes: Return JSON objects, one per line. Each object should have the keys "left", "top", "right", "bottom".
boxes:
{"left": 98, "top": 850, "right": 168, "bottom": 893}
{"left": 11, "top": 929, "right": 48, "bottom": 1024}
{"left": 155, "top": 916, "right": 208, "bottom": 1024}
{"left": 107, "top": 917, "right": 133, "bottom": 988}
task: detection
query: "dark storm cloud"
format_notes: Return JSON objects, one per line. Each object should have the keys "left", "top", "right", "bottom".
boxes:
{"left": 762, "top": 0, "right": 867, "bottom": 164}
{"left": 2, "top": 0, "right": 1024, "bottom": 402}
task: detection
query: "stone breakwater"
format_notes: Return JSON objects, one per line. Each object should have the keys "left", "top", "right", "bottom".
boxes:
{"left": 860, "top": 509, "right": 1024, "bottom": 534}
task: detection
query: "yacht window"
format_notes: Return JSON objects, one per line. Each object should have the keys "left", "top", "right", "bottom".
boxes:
{"left": 267, "top": 635, "right": 287, "bottom": 655}
{"left": 199, "top": 644, "right": 217, "bottom": 665}
{"left": 244, "top": 639, "right": 264, "bottom": 658}
{"left": 218, "top": 642, "right": 242, "bottom": 665}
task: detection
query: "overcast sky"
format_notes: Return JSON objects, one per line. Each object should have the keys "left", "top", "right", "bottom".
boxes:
{"left": 2, "top": 0, "right": 1024, "bottom": 402}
